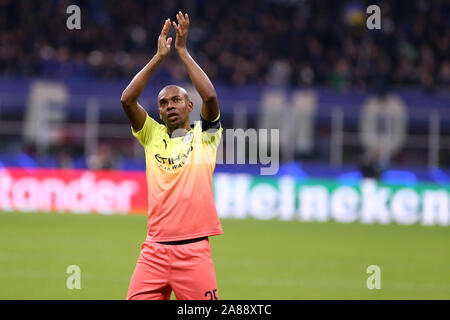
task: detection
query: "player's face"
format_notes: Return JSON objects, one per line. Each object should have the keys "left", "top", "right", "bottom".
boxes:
{"left": 158, "top": 86, "right": 193, "bottom": 129}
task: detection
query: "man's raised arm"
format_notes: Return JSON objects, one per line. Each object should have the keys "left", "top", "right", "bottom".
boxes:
{"left": 173, "top": 12, "right": 220, "bottom": 122}
{"left": 121, "top": 19, "right": 173, "bottom": 132}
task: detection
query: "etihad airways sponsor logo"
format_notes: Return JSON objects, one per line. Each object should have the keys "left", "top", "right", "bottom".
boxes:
{"left": 154, "top": 145, "right": 194, "bottom": 171}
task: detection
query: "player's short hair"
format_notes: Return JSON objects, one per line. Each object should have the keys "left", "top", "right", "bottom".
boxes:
{"left": 158, "top": 85, "right": 190, "bottom": 102}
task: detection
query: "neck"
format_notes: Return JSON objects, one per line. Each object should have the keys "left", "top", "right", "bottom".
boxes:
{"left": 167, "top": 120, "right": 191, "bottom": 136}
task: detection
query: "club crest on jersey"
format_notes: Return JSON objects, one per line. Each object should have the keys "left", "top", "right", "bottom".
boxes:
{"left": 182, "top": 132, "right": 193, "bottom": 143}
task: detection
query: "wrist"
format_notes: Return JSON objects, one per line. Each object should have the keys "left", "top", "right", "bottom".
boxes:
{"left": 176, "top": 47, "right": 188, "bottom": 56}
{"left": 154, "top": 52, "right": 166, "bottom": 61}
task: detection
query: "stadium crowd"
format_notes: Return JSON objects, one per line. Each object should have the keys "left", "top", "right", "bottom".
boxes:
{"left": 0, "top": 0, "right": 448, "bottom": 91}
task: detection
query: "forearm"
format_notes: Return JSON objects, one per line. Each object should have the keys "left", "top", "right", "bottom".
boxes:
{"left": 121, "top": 53, "right": 164, "bottom": 104}
{"left": 178, "top": 48, "right": 219, "bottom": 121}
{"left": 178, "top": 49, "right": 216, "bottom": 101}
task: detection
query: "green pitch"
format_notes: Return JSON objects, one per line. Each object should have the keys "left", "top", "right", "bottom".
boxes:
{"left": 0, "top": 212, "right": 449, "bottom": 299}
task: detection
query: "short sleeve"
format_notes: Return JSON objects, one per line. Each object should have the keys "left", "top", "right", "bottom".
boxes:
{"left": 131, "top": 113, "right": 159, "bottom": 147}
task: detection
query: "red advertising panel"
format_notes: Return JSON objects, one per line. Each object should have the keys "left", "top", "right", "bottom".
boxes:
{"left": 0, "top": 168, "right": 148, "bottom": 215}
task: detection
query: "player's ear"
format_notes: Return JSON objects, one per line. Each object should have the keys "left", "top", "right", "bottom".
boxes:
{"left": 188, "top": 100, "right": 193, "bottom": 112}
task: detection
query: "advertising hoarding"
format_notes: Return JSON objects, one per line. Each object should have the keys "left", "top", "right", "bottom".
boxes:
{"left": 1, "top": 168, "right": 448, "bottom": 226}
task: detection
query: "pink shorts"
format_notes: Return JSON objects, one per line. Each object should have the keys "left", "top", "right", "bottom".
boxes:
{"left": 126, "top": 238, "right": 219, "bottom": 300}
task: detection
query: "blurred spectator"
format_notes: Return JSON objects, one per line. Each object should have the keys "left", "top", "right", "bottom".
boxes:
{"left": 329, "top": 58, "right": 351, "bottom": 91}
{"left": 359, "top": 148, "right": 385, "bottom": 179}
{"left": 0, "top": 0, "right": 448, "bottom": 91}
{"left": 58, "top": 149, "right": 75, "bottom": 169}
{"left": 87, "top": 144, "right": 116, "bottom": 170}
